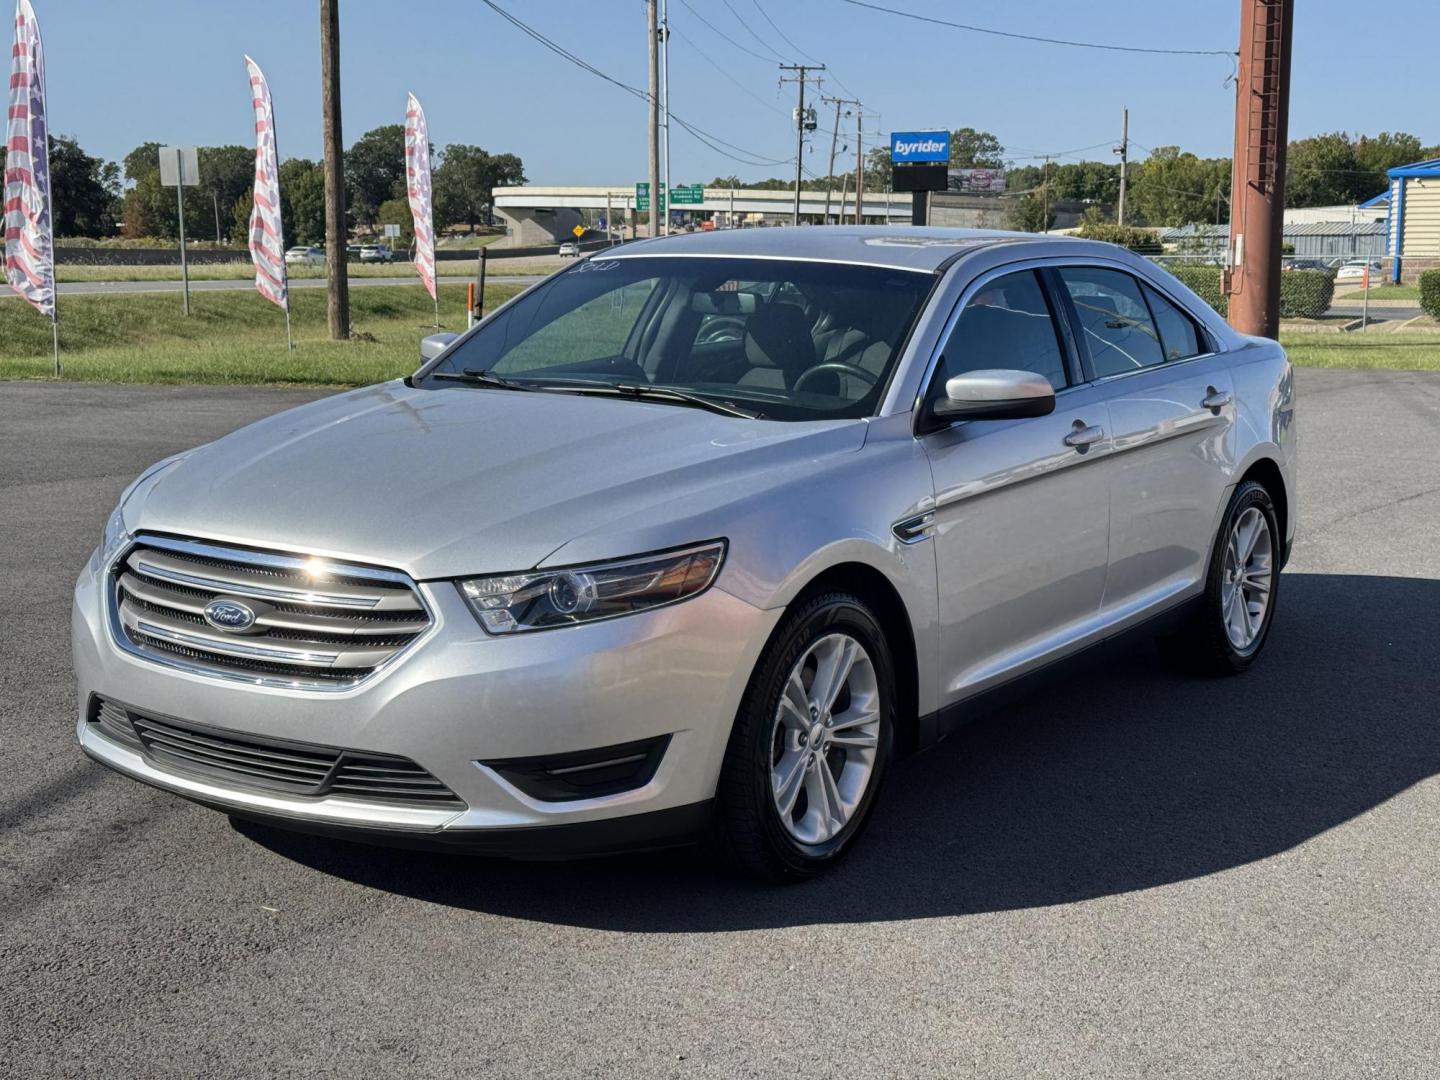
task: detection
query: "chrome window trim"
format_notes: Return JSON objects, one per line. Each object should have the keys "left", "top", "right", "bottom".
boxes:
{"left": 595, "top": 251, "right": 936, "bottom": 274}
{"left": 908, "top": 254, "right": 1229, "bottom": 434}
{"left": 104, "top": 534, "right": 437, "bottom": 694}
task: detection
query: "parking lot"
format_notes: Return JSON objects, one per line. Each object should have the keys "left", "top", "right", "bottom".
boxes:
{"left": 2, "top": 369, "right": 1437, "bottom": 1078}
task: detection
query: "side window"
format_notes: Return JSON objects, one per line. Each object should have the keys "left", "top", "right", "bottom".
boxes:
{"left": 929, "top": 270, "right": 1068, "bottom": 401}
{"left": 1059, "top": 267, "right": 1165, "bottom": 377}
{"left": 1142, "top": 284, "right": 1205, "bottom": 361}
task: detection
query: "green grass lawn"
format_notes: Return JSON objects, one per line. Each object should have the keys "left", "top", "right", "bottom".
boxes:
{"left": 53, "top": 259, "right": 549, "bottom": 283}
{"left": 0, "top": 283, "right": 522, "bottom": 387}
{"left": 1278, "top": 332, "right": 1440, "bottom": 370}
{"left": 3, "top": 295, "right": 1434, "bottom": 389}
{"left": 1333, "top": 283, "right": 1421, "bottom": 301}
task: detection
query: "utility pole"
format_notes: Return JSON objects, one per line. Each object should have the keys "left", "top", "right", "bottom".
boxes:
{"left": 1042, "top": 156, "right": 1051, "bottom": 234}
{"left": 660, "top": 0, "right": 671, "bottom": 236}
{"left": 1115, "top": 106, "right": 1129, "bottom": 226}
{"left": 646, "top": 0, "right": 660, "bottom": 238}
{"left": 822, "top": 96, "right": 859, "bottom": 225}
{"left": 854, "top": 105, "right": 864, "bottom": 224}
{"left": 320, "top": 0, "right": 349, "bottom": 339}
{"left": 779, "top": 64, "right": 823, "bottom": 226}
{"left": 1226, "top": 0, "right": 1293, "bottom": 339}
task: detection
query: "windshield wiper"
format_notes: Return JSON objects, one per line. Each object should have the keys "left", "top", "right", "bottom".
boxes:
{"left": 552, "top": 382, "right": 761, "bottom": 419}
{"left": 430, "top": 368, "right": 542, "bottom": 392}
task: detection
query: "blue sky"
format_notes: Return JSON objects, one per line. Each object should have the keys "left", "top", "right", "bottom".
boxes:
{"left": 34, "top": 0, "right": 1440, "bottom": 184}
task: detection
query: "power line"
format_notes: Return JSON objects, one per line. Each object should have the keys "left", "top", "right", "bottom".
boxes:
{"left": 751, "top": 0, "right": 818, "bottom": 62}
{"left": 836, "top": 0, "right": 1235, "bottom": 57}
{"left": 718, "top": 0, "right": 786, "bottom": 61}
{"left": 478, "top": 0, "right": 790, "bottom": 168}
{"left": 752, "top": 0, "right": 864, "bottom": 101}
{"left": 673, "top": 0, "right": 774, "bottom": 63}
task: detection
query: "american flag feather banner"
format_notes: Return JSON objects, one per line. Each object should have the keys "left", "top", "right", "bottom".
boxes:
{"left": 245, "top": 55, "right": 288, "bottom": 314}
{"left": 5, "top": 0, "right": 54, "bottom": 318}
{"left": 404, "top": 93, "right": 436, "bottom": 302}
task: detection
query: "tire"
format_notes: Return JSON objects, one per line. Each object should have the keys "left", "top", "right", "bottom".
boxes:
{"left": 1161, "top": 479, "right": 1281, "bottom": 675}
{"left": 709, "top": 590, "right": 896, "bottom": 882}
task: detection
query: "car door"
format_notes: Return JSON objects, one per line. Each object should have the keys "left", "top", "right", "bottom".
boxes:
{"left": 1053, "top": 264, "right": 1236, "bottom": 621}
{"left": 919, "top": 267, "right": 1113, "bottom": 713}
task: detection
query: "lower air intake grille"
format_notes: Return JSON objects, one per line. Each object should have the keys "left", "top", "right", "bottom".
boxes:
{"left": 89, "top": 697, "right": 463, "bottom": 808}
{"left": 481, "top": 735, "right": 671, "bottom": 802}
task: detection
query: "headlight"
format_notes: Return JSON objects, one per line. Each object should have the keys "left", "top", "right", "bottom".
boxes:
{"left": 458, "top": 541, "right": 726, "bottom": 634}
{"left": 99, "top": 503, "right": 130, "bottom": 566}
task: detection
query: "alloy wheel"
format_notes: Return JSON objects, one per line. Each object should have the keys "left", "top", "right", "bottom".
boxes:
{"left": 769, "top": 632, "right": 882, "bottom": 845}
{"left": 1221, "top": 505, "right": 1274, "bottom": 650}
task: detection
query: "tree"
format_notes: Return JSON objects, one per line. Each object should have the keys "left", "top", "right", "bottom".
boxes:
{"left": 377, "top": 196, "right": 413, "bottom": 248}
{"left": 345, "top": 124, "right": 407, "bottom": 227}
{"left": 949, "top": 127, "right": 1005, "bottom": 169}
{"left": 1005, "top": 188, "right": 1054, "bottom": 232}
{"left": 1128, "top": 146, "right": 1230, "bottom": 226}
{"left": 864, "top": 145, "right": 891, "bottom": 191}
{"left": 433, "top": 144, "right": 525, "bottom": 230}
{"left": 286, "top": 164, "right": 327, "bottom": 246}
{"left": 197, "top": 145, "right": 254, "bottom": 242}
{"left": 48, "top": 134, "right": 115, "bottom": 237}
{"left": 1050, "top": 160, "right": 1120, "bottom": 205}
{"left": 1285, "top": 132, "right": 1363, "bottom": 207}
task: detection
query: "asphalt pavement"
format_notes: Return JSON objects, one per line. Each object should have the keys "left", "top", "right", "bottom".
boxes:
{"left": 2, "top": 370, "right": 1438, "bottom": 1078}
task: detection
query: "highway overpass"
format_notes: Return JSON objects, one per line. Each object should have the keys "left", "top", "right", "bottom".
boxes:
{"left": 491, "top": 185, "right": 910, "bottom": 244}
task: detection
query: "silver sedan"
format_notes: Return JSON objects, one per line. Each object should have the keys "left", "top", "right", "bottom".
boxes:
{"left": 74, "top": 227, "right": 1296, "bottom": 880}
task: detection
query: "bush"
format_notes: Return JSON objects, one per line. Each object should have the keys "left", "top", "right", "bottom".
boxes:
{"left": 1279, "top": 269, "right": 1334, "bottom": 319}
{"left": 1077, "top": 222, "right": 1162, "bottom": 254}
{"left": 1169, "top": 264, "right": 1227, "bottom": 316}
{"left": 1421, "top": 269, "right": 1440, "bottom": 319}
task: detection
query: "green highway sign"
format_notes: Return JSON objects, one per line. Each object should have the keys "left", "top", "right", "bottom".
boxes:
{"left": 635, "top": 181, "right": 666, "bottom": 212}
{"left": 669, "top": 184, "right": 704, "bottom": 205}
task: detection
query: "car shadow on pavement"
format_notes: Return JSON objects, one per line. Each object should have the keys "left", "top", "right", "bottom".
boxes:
{"left": 237, "top": 572, "right": 1440, "bottom": 931}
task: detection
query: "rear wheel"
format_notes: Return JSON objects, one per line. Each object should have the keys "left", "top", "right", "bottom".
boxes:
{"left": 710, "top": 591, "right": 894, "bottom": 882}
{"left": 1161, "top": 480, "right": 1280, "bottom": 674}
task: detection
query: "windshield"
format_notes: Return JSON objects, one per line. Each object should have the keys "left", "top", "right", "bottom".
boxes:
{"left": 420, "top": 255, "right": 934, "bottom": 421}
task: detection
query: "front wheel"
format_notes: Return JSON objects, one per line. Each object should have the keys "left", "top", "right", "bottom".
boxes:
{"left": 710, "top": 591, "right": 895, "bottom": 882}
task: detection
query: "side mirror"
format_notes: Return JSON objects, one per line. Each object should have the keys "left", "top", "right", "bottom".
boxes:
{"left": 419, "top": 332, "right": 459, "bottom": 363}
{"left": 931, "top": 368, "right": 1056, "bottom": 423}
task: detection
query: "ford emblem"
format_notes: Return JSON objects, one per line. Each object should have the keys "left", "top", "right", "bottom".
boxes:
{"left": 203, "top": 598, "right": 257, "bottom": 633}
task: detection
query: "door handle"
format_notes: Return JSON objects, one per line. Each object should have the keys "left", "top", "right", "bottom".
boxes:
{"left": 1201, "top": 386, "right": 1232, "bottom": 413}
{"left": 1063, "top": 420, "right": 1104, "bottom": 453}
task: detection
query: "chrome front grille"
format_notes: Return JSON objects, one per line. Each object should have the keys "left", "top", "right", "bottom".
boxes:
{"left": 89, "top": 697, "right": 463, "bottom": 807}
{"left": 107, "top": 535, "right": 432, "bottom": 689}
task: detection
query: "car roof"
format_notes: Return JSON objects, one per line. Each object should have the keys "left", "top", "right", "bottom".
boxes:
{"left": 605, "top": 225, "right": 1113, "bottom": 273}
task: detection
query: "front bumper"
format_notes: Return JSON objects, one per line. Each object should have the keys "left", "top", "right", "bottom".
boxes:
{"left": 73, "top": 546, "right": 780, "bottom": 849}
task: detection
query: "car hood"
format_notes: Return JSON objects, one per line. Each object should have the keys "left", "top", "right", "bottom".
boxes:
{"left": 132, "top": 380, "right": 866, "bottom": 579}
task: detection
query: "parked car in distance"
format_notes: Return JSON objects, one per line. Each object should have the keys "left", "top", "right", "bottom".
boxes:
{"left": 558, "top": 240, "right": 581, "bottom": 257}
{"left": 359, "top": 244, "right": 393, "bottom": 264}
{"left": 75, "top": 227, "right": 1296, "bottom": 882}
{"left": 1282, "top": 258, "right": 1330, "bottom": 273}
{"left": 346, "top": 244, "right": 363, "bottom": 260}
{"left": 283, "top": 246, "right": 324, "bottom": 266}
{"left": 1335, "top": 259, "right": 1382, "bottom": 282}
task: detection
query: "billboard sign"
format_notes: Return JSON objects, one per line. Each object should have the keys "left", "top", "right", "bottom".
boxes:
{"left": 948, "top": 168, "right": 1007, "bottom": 194}
{"left": 890, "top": 130, "right": 949, "bottom": 164}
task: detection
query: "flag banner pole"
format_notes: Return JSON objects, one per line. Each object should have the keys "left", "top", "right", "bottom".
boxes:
{"left": 244, "top": 55, "right": 291, "bottom": 346}
{"left": 404, "top": 93, "right": 439, "bottom": 324}
{"left": 5, "top": 0, "right": 58, "bottom": 367}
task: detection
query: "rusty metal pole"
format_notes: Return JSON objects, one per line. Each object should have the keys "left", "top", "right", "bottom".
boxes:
{"left": 320, "top": 0, "right": 350, "bottom": 339}
{"left": 1225, "top": 0, "right": 1294, "bottom": 339}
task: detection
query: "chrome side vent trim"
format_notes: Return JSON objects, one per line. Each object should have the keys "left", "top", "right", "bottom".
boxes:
{"left": 892, "top": 511, "right": 935, "bottom": 544}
